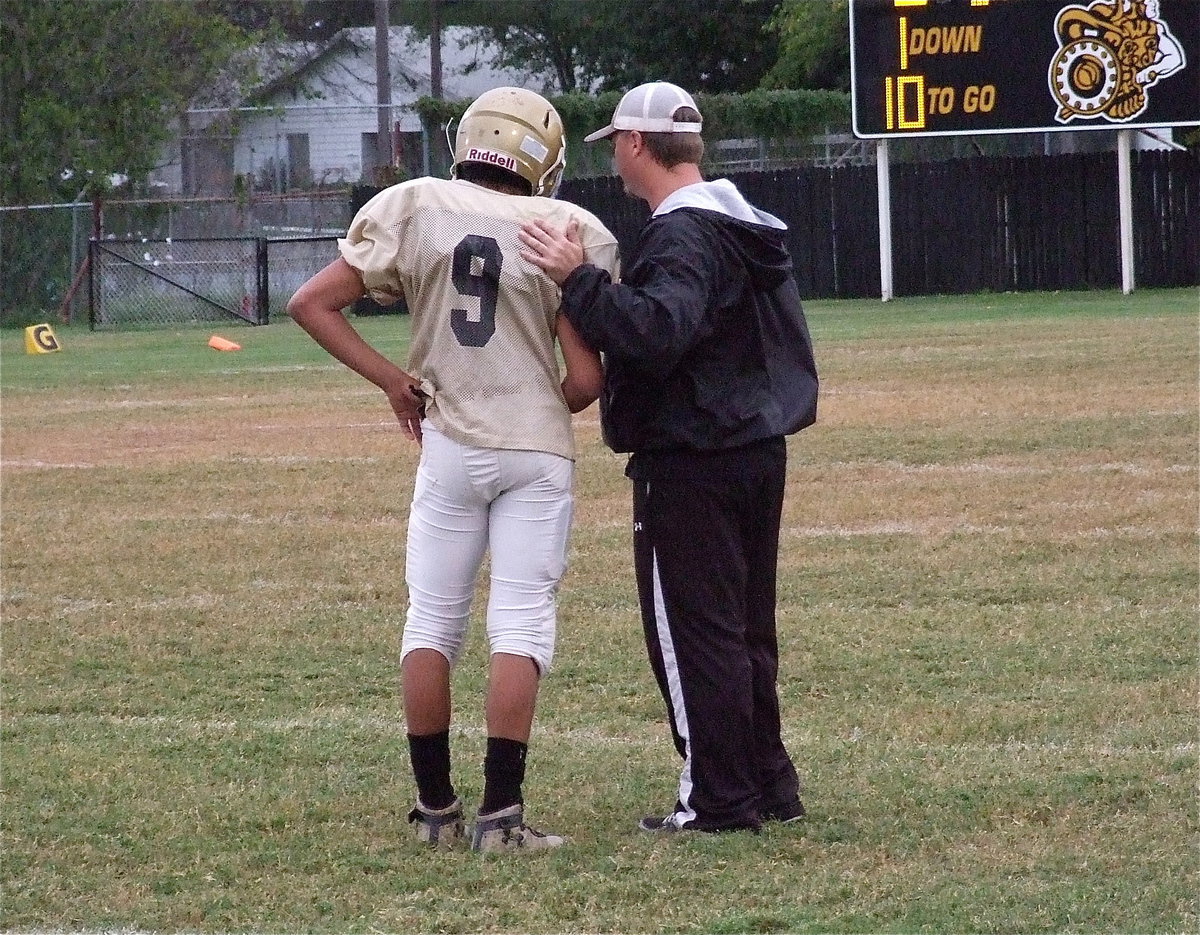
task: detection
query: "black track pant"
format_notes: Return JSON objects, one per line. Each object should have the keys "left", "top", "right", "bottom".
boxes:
{"left": 630, "top": 438, "right": 800, "bottom": 832}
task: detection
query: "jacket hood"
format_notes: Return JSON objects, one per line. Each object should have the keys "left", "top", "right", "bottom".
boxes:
{"left": 654, "top": 179, "right": 786, "bottom": 229}
{"left": 656, "top": 180, "right": 792, "bottom": 291}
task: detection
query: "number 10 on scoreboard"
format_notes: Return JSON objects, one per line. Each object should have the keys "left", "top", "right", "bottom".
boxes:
{"left": 884, "top": 74, "right": 927, "bottom": 131}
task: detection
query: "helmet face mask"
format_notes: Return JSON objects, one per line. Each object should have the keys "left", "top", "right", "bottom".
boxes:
{"left": 449, "top": 87, "right": 566, "bottom": 197}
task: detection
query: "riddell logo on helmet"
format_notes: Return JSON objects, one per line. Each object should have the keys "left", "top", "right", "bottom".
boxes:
{"left": 466, "top": 148, "right": 517, "bottom": 171}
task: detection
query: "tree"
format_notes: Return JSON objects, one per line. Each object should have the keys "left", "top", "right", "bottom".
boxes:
{"left": 0, "top": 0, "right": 258, "bottom": 324}
{"left": 0, "top": 0, "right": 255, "bottom": 205}
{"left": 204, "top": 1, "right": 787, "bottom": 97}
{"left": 440, "top": 0, "right": 595, "bottom": 93}
{"left": 761, "top": 0, "right": 851, "bottom": 92}
{"left": 438, "top": 0, "right": 780, "bottom": 94}
{"left": 213, "top": 0, "right": 377, "bottom": 41}
{"left": 584, "top": 0, "right": 780, "bottom": 93}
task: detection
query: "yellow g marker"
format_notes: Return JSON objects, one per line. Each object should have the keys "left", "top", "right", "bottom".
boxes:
{"left": 24, "top": 323, "right": 62, "bottom": 354}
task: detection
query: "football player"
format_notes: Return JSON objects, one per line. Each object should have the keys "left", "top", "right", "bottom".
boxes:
{"left": 287, "top": 87, "right": 620, "bottom": 853}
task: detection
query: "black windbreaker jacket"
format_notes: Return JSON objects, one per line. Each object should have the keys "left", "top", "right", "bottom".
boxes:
{"left": 560, "top": 204, "right": 819, "bottom": 457}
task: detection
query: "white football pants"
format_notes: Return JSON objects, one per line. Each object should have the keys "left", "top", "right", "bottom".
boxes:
{"left": 400, "top": 424, "right": 574, "bottom": 674}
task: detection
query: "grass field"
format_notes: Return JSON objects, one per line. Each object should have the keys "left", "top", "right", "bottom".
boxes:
{"left": 2, "top": 288, "right": 1197, "bottom": 934}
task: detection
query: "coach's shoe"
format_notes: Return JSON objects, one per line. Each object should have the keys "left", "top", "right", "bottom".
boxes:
{"left": 639, "top": 811, "right": 764, "bottom": 833}
{"left": 408, "top": 797, "right": 466, "bottom": 849}
{"left": 637, "top": 812, "right": 691, "bottom": 833}
{"left": 470, "top": 803, "right": 566, "bottom": 853}
{"left": 760, "top": 797, "right": 806, "bottom": 824}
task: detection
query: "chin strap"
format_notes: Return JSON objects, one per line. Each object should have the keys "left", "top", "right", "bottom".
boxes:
{"left": 444, "top": 119, "right": 458, "bottom": 179}
{"left": 537, "top": 141, "right": 567, "bottom": 198}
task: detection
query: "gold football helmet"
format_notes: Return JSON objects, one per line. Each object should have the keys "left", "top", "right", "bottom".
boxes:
{"left": 450, "top": 87, "right": 566, "bottom": 197}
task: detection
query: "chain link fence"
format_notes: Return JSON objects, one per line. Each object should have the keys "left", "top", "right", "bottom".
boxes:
{"left": 88, "top": 235, "right": 349, "bottom": 330}
{"left": 1, "top": 192, "right": 351, "bottom": 328}
{"left": 0, "top": 201, "right": 97, "bottom": 328}
{"left": 90, "top": 237, "right": 265, "bottom": 330}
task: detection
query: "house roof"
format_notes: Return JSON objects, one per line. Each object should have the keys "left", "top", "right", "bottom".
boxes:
{"left": 196, "top": 26, "right": 552, "bottom": 111}
{"left": 189, "top": 35, "right": 343, "bottom": 109}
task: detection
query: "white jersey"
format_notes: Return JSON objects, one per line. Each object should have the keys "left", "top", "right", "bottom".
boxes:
{"left": 339, "top": 178, "right": 620, "bottom": 460}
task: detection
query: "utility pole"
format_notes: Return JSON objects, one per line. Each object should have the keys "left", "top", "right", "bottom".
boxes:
{"left": 374, "top": 0, "right": 393, "bottom": 179}
{"left": 430, "top": 0, "right": 443, "bottom": 100}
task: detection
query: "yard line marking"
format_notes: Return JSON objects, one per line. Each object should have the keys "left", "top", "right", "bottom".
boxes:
{"left": 25, "top": 384, "right": 371, "bottom": 413}
{"left": 188, "top": 511, "right": 406, "bottom": 527}
{"left": 251, "top": 421, "right": 397, "bottom": 431}
{"left": 817, "top": 459, "right": 1194, "bottom": 476}
{"left": 0, "top": 459, "right": 97, "bottom": 469}
{"left": 9, "top": 712, "right": 1195, "bottom": 758}
{"left": 9, "top": 712, "right": 661, "bottom": 749}
{"left": 783, "top": 520, "right": 1190, "bottom": 539}
{"left": 216, "top": 364, "right": 342, "bottom": 374}
{"left": 6, "top": 455, "right": 1188, "bottom": 474}
{"left": 220, "top": 455, "right": 381, "bottom": 465}
{"left": 41, "top": 587, "right": 292, "bottom": 616}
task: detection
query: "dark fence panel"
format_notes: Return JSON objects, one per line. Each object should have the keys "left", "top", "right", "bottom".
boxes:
{"left": 559, "top": 176, "right": 650, "bottom": 262}
{"left": 1135, "top": 149, "right": 1200, "bottom": 287}
{"left": 563, "top": 167, "right": 882, "bottom": 300}
{"left": 895, "top": 158, "right": 1011, "bottom": 295}
{"left": 732, "top": 171, "right": 826, "bottom": 296}
{"left": 895, "top": 154, "right": 1124, "bottom": 294}
{"left": 829, "top": 166, "right": 880, "bottom": 298}
{"left": 564, "top": 150, "right": 1199, "bottom": 299}
{"left": 0, "top": 205, "right": 90, "bottom": 327}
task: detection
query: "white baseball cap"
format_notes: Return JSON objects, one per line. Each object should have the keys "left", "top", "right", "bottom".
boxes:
{"left": 584, "top": 82, "right": 704, "bottom": 142}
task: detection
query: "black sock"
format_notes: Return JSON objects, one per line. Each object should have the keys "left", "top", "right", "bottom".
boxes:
{"left": 481, "top": 736, "right": 528, "bottom": 814}
{"left": 407, "top": 730, "right": 455, "bottom": 810}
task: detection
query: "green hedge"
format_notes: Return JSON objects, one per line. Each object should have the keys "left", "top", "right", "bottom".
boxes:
{"left": 414, "top": 88, "right": 851, "bottom": 143}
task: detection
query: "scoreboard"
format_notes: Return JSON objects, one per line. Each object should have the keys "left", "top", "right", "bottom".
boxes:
{"left": 850, "top": 0, "right": 1200, "bottom": 138}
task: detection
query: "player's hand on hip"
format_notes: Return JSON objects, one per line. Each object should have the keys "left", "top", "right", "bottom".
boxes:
{"left": 384, "top": 380, "right": 427, "bottom": 443}
{"left": 519, "top": 218, "right": 585, "bottom": 285}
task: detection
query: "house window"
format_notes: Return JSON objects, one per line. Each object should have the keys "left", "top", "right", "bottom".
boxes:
{"left": 288, "top": 133, "right": 311, "bottom": 189}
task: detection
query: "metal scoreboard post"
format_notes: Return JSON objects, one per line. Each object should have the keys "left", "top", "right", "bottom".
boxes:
{"left": 848, "top": 0, "right": 1200, "bottom": 299}
{"left": 850, "top": 0, "right": 1200, "bottom": 138}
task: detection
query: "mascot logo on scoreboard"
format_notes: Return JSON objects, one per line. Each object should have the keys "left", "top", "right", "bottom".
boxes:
{"left": 1048, "top": 0, "right": 1185, "bottom": 122}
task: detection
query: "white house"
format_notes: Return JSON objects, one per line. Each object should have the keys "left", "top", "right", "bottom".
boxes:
{"left": 151, "top": 26, "right": 555, "bottom": 195}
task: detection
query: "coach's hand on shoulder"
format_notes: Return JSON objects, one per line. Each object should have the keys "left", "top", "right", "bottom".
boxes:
{"left": 519, "top": 218, "right": 585, "bottom": 285}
